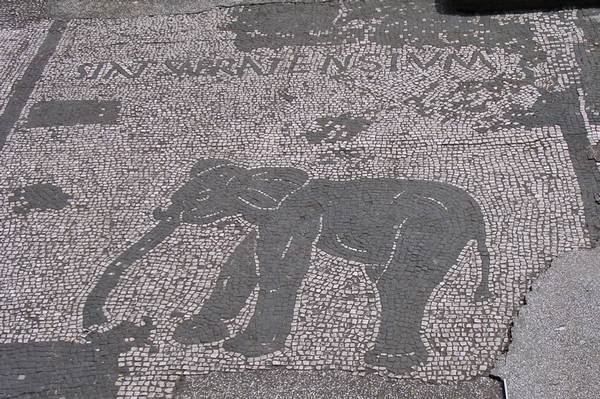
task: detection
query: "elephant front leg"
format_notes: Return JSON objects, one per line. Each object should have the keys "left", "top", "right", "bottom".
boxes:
{"left": 174, "top": 230, "right": 259, "bottom": 344}
{"left": 223, "top": 217, "right": 319, "bottom": 357}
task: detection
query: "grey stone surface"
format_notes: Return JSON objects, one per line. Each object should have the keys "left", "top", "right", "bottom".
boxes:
{"left": 175, "top": 370, "right": 504, "bottom": 399}
{"left": 49, "top": 0, "right": 328, "bottom": 19}
{"left": 492, "top": 248, "right": 600, "bottom": 399}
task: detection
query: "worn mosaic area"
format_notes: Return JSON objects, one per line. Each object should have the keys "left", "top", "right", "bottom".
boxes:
{"left": 1, "top": 1, "right": 600, "bottom": 398}
{"left": 0, "top": 21, "right": 50, "bottom": 115}
{"left": 0, "top": 0, "right": 48, "bottom": 29}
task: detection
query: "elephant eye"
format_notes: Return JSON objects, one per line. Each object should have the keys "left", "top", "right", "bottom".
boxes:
{"left": 196, "top": 192, "right": 210, "bottom": 202}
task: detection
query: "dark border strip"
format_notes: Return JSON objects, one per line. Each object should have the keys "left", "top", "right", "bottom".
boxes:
{"left": 0, "top": 19, "right": 67, "bottom": 151}
{"left": 572, "top": 15, "right": 600, "bottom": 247}
{"left": 489, "top": 374, "right": 509, "bottom": 399}
{"left": 518, "top": 87, "right": 600, "bottom": 247}
{"left": 562, "top": 92, "right": 600, "bottom": 246}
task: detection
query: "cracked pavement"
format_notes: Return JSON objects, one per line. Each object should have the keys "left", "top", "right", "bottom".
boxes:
{"left": 0, "top": 0, "right": 599, "bottom": 398}
{"left": 492, "top": 247, "right": 600, "bottom": 399}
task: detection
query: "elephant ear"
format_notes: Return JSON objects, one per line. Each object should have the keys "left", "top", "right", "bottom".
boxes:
{"left": 236, "top": 167, "right": 308, "bottom": 210}
{"left": 189, "top": 159, "right": 232, "bottom": 177}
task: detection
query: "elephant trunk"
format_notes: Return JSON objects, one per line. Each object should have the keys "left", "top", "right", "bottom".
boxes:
{"left": 153, "top": 203, "right": 183, "bottom": 224}
{"left": 83, "top": 219, "right": 179, "bottom": 329}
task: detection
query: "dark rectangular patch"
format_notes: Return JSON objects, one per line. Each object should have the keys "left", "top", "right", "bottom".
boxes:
{"left": 25, "top": 100, "right": 120, "bottom": 127}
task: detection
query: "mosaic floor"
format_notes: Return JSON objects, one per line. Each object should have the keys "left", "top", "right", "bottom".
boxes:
{"left": 1, "top": 1, "right": 600, "bottom": 397}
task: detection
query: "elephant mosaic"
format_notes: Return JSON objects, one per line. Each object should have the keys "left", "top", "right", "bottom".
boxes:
{"left": 83, "top": 159, "right": 492, "bottom": 374}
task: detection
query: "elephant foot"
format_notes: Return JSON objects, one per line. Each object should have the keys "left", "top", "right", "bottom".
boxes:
{"left": 173, "top": 315, "right": 228, "bottom": 345}
{"left": 474, "top": 283, "right": 494, "bottom": 303}
{"left": 222, "top": 332, "right": 285, "bottom": 357}
{"left": 364, "top": 349, "right": 425, "bottom": 375}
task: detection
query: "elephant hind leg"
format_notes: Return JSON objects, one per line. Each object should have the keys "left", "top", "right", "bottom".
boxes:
{"left": 366, "top": 270, "right": 431, "bottom": 374}
{"left": 365, "top": 226, "right": 461, "bottom": 375}
{"left": 174, "top": 231, "right": 258, "bottom": 345}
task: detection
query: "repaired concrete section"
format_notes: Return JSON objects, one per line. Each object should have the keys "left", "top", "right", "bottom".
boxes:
{"left": 176, "top": 371, "right": 504, "bottom": 398}
{"left": 492, "top": 248, "right": 600, "bottom": 399}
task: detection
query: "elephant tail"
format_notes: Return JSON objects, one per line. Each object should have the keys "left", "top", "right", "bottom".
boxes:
{"left": 474, "top": 222, "right": 493, "bottom": 302}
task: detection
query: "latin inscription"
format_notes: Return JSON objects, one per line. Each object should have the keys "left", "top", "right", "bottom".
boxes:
{"left": 76, "top": 50, "right": 498, "bottom": 80}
